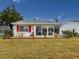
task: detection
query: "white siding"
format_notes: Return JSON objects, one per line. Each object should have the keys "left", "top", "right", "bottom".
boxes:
{"left": 13, "top": 25, "right": 33, "bottom": 37}
{"left": 60, "top": 22, "right": 79, "bottom": 35}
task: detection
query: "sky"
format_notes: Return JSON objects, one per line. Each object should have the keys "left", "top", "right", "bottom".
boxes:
{"left": 0, "top": 0, "right": 79, "bottom": 21}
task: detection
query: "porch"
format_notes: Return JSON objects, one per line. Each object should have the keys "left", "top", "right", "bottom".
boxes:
{"left": 34, "top": 25, "right": 60, "bottom": 37}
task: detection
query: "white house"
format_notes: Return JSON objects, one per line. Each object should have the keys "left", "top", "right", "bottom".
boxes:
{"left": 60, "top": 20, "right": 79, "bottom": 35}
{"left": 11, "top": 20, "right": 61, "bottom": 38}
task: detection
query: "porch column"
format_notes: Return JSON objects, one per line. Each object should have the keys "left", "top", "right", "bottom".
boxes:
{"left": 47, "top": 26, "right": 49, "bottom": 36}
{"left": 34, "top": 25, "right": 36, "bottom": 37}
{"left": 13, "top": 25, "right": 17, "bottom": 37}
{"left": 53, "top": 26, "right": 55, "bottom": 36}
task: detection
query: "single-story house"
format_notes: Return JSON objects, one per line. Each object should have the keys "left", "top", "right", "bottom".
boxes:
{"left": 11, "top": 20, "right": 61, "bottom": 38}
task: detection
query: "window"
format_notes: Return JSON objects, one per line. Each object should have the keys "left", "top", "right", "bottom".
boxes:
{"left": 48, "top": 27, "right": 53, "bottom": 35}
{"left": 36, "top": 26, "right": 47, "bottom": 36}
{"left": 42, "top": 27, "right": 47, "bottom": 35}
{"left": 36, "top": 26, "right": 41, "bottom": 35}
{"left": 54, "top": 26, "right": 59, "bottom": 34}
{"left": 20, "top": 26, "right": 28, "bottom": 32}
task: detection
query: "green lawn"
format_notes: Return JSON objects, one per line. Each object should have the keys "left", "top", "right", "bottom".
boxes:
{"left": 0, "top": 38, "right": 79, "bottom": 59}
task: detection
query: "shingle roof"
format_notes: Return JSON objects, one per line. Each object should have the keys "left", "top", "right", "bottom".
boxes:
{"left": 66, "top": 18, "right": 79, "bottom": 22}
{"left": 69, "top": 20, "right": 79, "bottom": 22}
{"left": 11, "top": 20, "right": 61, "bottom": 25}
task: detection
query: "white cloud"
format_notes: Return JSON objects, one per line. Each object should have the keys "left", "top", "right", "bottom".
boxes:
{"left": 57, "top": 11, "right": 67, "bottom": 19}
{"left": 13, "top": 0, "right": 21, "bottom": 3}
{"left": 57, "top": 16, "right": 62, "bottom": 19}
{"left": 13, "top": 0, "right": 26, "bottom": 3}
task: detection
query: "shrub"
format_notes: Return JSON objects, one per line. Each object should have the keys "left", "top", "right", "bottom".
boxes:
{"left": 73, "top": 32, "right": 79, "bottom": 37}
{"left": 62, "top": 30, "right": 79, "bottom": 38}
{"left": 3, "top": 30, "right": 13, "bottom": 39}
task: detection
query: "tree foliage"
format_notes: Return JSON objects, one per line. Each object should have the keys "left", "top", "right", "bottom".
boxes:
{"left": 0, "top": 4, "right": 23, "bottom": 29}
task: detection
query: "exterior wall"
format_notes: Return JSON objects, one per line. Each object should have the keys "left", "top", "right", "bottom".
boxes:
{"left": 13, "top": 25, "right": 34, "bottom": 37}
{"left": 60, "top": 22, "right": 79, "bottom": 35}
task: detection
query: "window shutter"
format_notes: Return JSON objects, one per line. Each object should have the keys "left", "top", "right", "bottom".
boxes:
{"left": 29, "top": 25, "right": 31, "bottom": 32}
{"left": 17, "top": 25, "right": 20, "bottom": 32}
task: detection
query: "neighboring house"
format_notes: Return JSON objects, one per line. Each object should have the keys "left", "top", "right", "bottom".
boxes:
{"left": 60, "top": 20, "right": 79, "bottom": 35}
{"left": 0, "top": 25, "right": 10, "bottom": 35}
{"left": 11, "top": 20, "right": 61, "bottom": 38}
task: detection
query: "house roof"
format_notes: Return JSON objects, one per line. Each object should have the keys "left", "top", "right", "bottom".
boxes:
{"left": 65, "top": 18, "right": 79, "bottom": 22}
{"left": 11, "top": 20, "right": 61, "bottom": 25}
{"left": 68, "top": 20, "right": 79, "bottom": 22}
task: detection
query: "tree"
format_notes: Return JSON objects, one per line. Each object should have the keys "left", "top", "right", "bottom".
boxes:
{"left": 0, "top": 4, "right": 23, "bottom": 29}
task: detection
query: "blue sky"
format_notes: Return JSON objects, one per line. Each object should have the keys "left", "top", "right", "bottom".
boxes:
{"left": 0, "top": 0, "right": 79, "bottom": 21}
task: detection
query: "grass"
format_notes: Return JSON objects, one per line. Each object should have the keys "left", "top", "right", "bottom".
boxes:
{"left": 0, "top": 38, "right": 79, "bottom": 59}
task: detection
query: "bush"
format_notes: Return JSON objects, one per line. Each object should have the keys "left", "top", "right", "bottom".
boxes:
{"left": 62, "top": 30, "right": 79, "bottom": 38}
{"left": 73, "top": 32, "right": 79, "bottom": 37}
{"left": 3, "top": 30, "right": 13, "bottom": 39}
